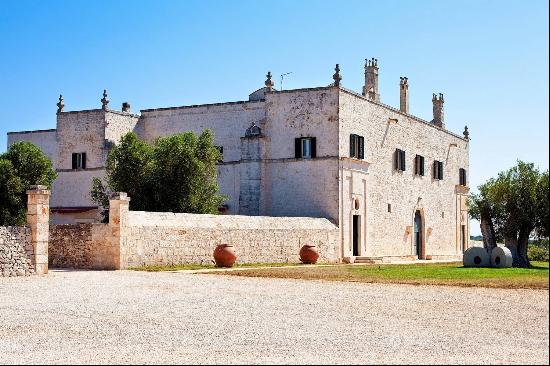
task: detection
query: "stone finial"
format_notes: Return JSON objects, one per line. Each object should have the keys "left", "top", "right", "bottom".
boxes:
{"left": 333, "top": 64, "right": 342, "bottom": 87}
{"left": 265, "top": 71, "right": 274, "bottom": 90}
{"left": 56, "top": 94, "right": 64, "bottom": 114}
{"left": 122, "top": 102, "right": 131, "bottom": 113}
{"left": 463, "top": 125, "right": 470, "bottom": 140}
{"left": 101, "top": 89, "right": 109, "bottom": 110}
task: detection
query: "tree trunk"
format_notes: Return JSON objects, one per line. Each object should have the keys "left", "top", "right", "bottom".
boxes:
{"left": 505, "top": 236, "right": 519, "bottom": 266}
{"left": 505, "top": 231, "right": 531, "bottom": 268}
{"left": 480, "top": 213, "right": 497, "bottom": 254}
{"left": 516, "top": 229, "right": 531, "bottom": 268}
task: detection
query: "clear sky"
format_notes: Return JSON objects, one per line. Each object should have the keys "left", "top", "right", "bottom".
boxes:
{"left": 1, "top": 0, "right": 548, "bottom": 233}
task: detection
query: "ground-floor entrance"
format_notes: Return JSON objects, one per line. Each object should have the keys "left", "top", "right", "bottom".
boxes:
{"left": 413, "top": 210, "right": 423, "bottom": 258}
{"left": 352, "top": 215, "right": 360, "bottom": 256}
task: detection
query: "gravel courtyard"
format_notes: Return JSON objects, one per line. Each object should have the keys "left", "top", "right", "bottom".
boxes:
{"left": 1, "top": 270, "right": 548, "bottom": 365}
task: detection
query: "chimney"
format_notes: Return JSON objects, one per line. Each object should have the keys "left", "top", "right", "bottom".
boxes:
{"left": 122, "top": 102, "right": 131, "bottom": 113}
{"left": 363, "top": 58, "right": 380, "bottom": 102}
{"left": 432, "top": 93, "right": 445, "bottom": 128}
{"left": 399, "top": 77, "right": 409, "bottom": 114}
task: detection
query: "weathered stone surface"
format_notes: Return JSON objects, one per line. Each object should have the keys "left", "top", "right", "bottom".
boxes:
{"left": 0, "top": 226, "right": 35, "bottom": 277}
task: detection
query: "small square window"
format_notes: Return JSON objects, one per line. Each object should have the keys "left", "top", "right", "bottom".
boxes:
{"left": 71, "top": 152, "right": 86, "bottom": 170}
{"left": 295, "top": 137, "right": 316, "bottom": 159}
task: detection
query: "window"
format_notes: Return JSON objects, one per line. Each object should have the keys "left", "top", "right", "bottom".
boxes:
{"left": 350, "top": 134, "right": 365, "bottom": 159}
{"left": 459, "top": 168, "right": 467, "bottom": 186}
{"left": 414, "top": 155, "right": 425, "bottom": 176}
{"left": 388, "top": 203, "right": 392, "bottom": 213}
{"left": 215, "top": 146, "right": 224, "bottom": 163}
{"left": 433, "top": 160, "right": 444, "bottom": 180}
{"left": 71, "top": 152, "right": 86, "bottom": 170}
{"left": 394, "top": 149, "right": 406, "bottom": 171}
{"left": 294, "top": 137, "right": 316, "bottom": 159}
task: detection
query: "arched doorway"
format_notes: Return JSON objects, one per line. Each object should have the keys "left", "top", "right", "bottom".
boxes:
{"left": 413, "top": 210, "right": 423, "bottom": 259}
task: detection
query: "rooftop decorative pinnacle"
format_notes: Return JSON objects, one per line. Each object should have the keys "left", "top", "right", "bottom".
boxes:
{"left": 333, "top": 64, "right": 342, "bottom": 87}
{"left": 101, "top": 89, "right": 109, "bottom": 110}
{"left": 56, "top": 94, "right": 64, "bottom": 114}
{"left": 265, "top": 71, "right": 274, "bottom": 90}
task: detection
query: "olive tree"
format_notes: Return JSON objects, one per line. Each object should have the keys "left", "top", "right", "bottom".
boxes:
{"left": 470, "top": 161, "right": 549, "bottom": 267}
{"left": 91, "top": 130, "right": 225, "bottom": 221}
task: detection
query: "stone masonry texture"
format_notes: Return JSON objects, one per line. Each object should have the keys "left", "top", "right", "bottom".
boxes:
{"left": 0, "top": 226, "right": 34, "bottom": 277}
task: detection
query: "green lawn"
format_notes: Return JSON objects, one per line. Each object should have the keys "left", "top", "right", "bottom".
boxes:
{"left": 216, "top": 261, "right": 549, "bottom": 289}
{"left": 129, "top": 262, "right": 300, "bottom": 272}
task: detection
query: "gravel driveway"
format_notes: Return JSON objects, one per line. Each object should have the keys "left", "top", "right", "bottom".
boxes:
{"left": 1, "top": 270, "right": 548, "bottom": 365}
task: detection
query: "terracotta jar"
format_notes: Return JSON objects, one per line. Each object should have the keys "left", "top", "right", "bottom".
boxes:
{"left": 213, "top": 244, "right": 237, "bottom": 267}
{"left": 299, "top": 244, "right": 319, "bottom": 264}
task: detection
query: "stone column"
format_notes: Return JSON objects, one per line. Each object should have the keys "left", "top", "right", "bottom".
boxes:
{"left": 26, "top": 185, "right": 51, "bottom": 275}
{"left": 108, "top": 192, "right": 130, "bottom": 269}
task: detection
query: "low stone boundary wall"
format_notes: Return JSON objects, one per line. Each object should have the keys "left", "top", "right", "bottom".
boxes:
{"left": 49, "top": 224, "right": 94, "bottom": 269}
{"left": 0, "top": 186, "right": 51, "bottom": 277}
{"left": 49, "top": 223, "right": 113, "bottom": 270}
{"left": 0, "top": 226, "right": 34, "bottom": 277}
{"left": 122, "top": 211, "right": 340, "bottom": 268}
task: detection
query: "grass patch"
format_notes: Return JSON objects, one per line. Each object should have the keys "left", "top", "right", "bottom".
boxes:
{"left": 129, "top": 262, "right": 301, "bottom": 272}
{"left": 215, "top": 261, "right": 549, "bottom": 290}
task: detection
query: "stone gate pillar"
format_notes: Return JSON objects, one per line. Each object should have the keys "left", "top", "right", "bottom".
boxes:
{"left": 108, "top": 192, "right": 130, "bottom": 269}
{"left": 26, "top": 185, "right": 51, "bottom": 275}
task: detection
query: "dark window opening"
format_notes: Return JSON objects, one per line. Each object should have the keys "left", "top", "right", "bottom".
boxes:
{"left": 433, "top": 160, "right": 444, "bottom": 180}
{"left": 295, "top": 137, "right": 316, "bottom": 159}
{"left": 459, "top": 168, "right": 467, "bottom": 186}
{"left": 414, "top": 155, "right": 425, "bottom": 176}
{"left": 71, "top": 152, "right": 86, "bottom": 170}
{"left": 350, "top": 134, "right": 365, "bottom": 159}
{"left": 394, "top": 149, "right": 406, "bottom": 171}
{"left": 215, "top": 146, "right": 224, "bottom": 163}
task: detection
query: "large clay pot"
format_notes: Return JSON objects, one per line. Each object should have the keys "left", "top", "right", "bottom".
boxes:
{"left": 213, "top": 244, "right": 237, "bottom": 267}
{"left": 299, "top": 244, "right": 319, "bottom": 264}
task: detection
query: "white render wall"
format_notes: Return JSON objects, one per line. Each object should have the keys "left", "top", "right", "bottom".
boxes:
{"left": 7, "top": 129, "right": 57, "bottom": 166}
{"left": 338, "top": 89, "right": 469, "bottom": 259}
{"left": 138, "top": 101, "right": 266, "bottom": 162}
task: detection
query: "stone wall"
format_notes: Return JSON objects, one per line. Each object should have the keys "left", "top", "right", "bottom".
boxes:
{"left": 49, "top": 224, "right": 94, "bottom": 268}
{"left": 0, "top": 226, "right": 34, "bottom": 277}
{"left": 49, "top": 223, "right": 113, "bottom": 270}
{"left": 121, "top": 210, "right": 340, "bottom": 268}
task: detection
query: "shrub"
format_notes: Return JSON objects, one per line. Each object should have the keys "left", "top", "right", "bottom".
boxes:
{"left": 528, "top": 245, "right": 549, "bottom": 262}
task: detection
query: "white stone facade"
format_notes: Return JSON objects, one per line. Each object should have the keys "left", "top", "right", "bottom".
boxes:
{"left": 6, "top": 62, "right": 470, "bottom": 261}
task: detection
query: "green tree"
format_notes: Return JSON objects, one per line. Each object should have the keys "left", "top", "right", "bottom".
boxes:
{"left": 0, "top": 141, "right": 57, "bottom": 226}
{"left": 470, "top": 161, "right": 549, "bottom": 267}
{"left": 91, "top": 130, "right": 225, "bottom": 220}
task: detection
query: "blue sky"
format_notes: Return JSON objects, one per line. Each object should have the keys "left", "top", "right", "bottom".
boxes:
{"left": 1, "top": 0, "right": 548, "bottom": 231}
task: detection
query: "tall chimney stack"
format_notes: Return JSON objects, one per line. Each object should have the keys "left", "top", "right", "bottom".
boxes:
{"left": 363, "top": 58, "right": 380, "bottom": 102}
{"left": 431, "top": 93, "right": 445, "bottom": 128}
{"left": 399, "top": 77, "right": 409, "bottom": 114}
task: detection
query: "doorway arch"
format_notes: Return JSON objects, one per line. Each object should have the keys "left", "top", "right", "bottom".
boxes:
{"left": 413, "top": 210, "right": 425, "bottom": 259}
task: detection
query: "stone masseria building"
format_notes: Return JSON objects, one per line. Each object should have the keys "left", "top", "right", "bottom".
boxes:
{"left": 7, "top": 59, "right": 470, "bottom": 262}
